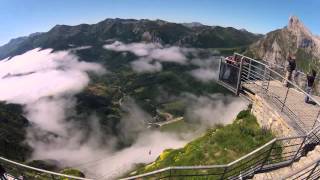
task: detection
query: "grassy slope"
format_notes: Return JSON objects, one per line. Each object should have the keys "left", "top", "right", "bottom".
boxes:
{"left": 133, "top": 109, "right": 274, "bottom": 174}
{"left": 159, "top": 119, "right": 198, "bottom": 134}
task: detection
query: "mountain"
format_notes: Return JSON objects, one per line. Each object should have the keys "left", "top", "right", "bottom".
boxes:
{"left": 181, "top": 22, "right": 204, "bottom": 28}
{"left": 246, "top": 16, "right": 320, "bottom": 70}
{"left": 0, "top": 18, "right": 262, "bottom": 176}
{"left": 0, "top": 18, "right": 261, "bottom": 59}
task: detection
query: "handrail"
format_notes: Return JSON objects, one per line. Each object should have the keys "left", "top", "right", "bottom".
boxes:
{"left": 120, "top": 167, "right": 172, "bottom": 180}
{"left": 281, "top": 157, "right": 320, "bottom": 179}
{"left": 266, "top": 65, "right": 320, "bottom": 106}
{"left": 0, "top": 156, "right": 93, "bottom": 180}
{"left": 235, "top": 53, "right": 320, "bottom": 81}
{"left": 120, "top": 139, "right": 276, "bottom": 180}
{"left": 237, "top": 53, "right": 320, "bottom": 133}
{"left": 307, "top": 122, "right": 320, "bottom": 136}
{"left": 121, "top": 134, "right": 311, "bottom": 180}
{"left": 124, "top": 136, "right": 313, "bottom": 179}
{"left": 235, "top": 53, "right": 320, "bottom": 106}
{"left": 228, "top": 139, "right": 277, "bottom": 166}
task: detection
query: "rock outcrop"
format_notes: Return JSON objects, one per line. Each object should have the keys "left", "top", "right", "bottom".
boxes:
{"left": 247, "top": 16, "right": 320, "bottom": 67}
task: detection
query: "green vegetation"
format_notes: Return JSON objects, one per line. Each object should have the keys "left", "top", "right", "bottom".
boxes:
{"left": 211, "top": 46, "right": 248, "bottom": 56}
{"left": 0, "top": 17, "right": 259, "bottom": 153}
{"left": 0, "top": 18, "right": 264, "bottom": 179}
{"left": 296, "top": 48, "right": 320, "bottom": 73}
{"left": 0, "top": 103, "right": 31, "bottom": 161}
{"left": 133, "top": 109, "right": 274, "bottom": 175}
{"left": 160, "top": 100, "right": 187, "bottom": 116}
{"left": 60, "top": 168, "right": 85, "bottom": 179}
{"left": 159, "top": 119, "right": 199, "bottom": 135}
{"left": 27, "top": 160, "right": 59, "bottom": 171}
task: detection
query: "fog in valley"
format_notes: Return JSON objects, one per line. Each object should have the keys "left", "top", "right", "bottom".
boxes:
{"left": 0, "top": 44, "right": 247, "bottom": 179}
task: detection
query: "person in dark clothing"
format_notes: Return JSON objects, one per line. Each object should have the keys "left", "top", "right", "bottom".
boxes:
{"left": 305, "top": 69, "right": 317, "bottom": 103}
{"left": 283, "top": 56, "right": 296, "bottom": 87}
{"left": 0, "top": 165, "right": 6, "bottom": 180}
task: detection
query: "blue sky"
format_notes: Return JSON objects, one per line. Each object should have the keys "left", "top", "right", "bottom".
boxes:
{"left": 1, "top": 0, "right": 319, "bottom": 46}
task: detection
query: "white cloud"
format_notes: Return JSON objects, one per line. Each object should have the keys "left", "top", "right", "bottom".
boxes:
{"left": 90, "top": 131, "right": 186, "bottom": 179}
{"left": 189, "top": 57, "right": 220, "bottom": 82}
{"left": 0, "top": 48, "right": 188, "bottom": 179}
{"left": 104, "top": 41, "right": 159, "bottom": 57}
{"left": 104, "top": 41, "right": 187, "bottom": 64}
{"left": 0, "top": 47, "right": 246, "bottom": 179}
{"left": 130, "top": 58, "right": 162, "bottom": 73}
{"left": 190, "top": 68, "right": 217, "bottom": 82}
{"left": 185, "top": 94, "right": 248, "bottom": 126}
{"left": 0, "top": 48, "right": 106, "bottom": 104}
{"left": 26, "top": 97, "right": 187, "bottom": 179}
{"left": 149, "top": 46, "right": 186, "bottom": 63}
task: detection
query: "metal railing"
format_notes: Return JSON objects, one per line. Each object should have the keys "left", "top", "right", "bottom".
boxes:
{"left": 0, "top": 156, "right": 93, "bottom": 180}
{"left": 233, "top": 53, "right": 320, "bottom": 133}
{"left": 121, "top": 123, "right": 320, "bottom": 180}
{"left": 282, "top": 158, "right": 320, "bottom": 180}
{"left": 257, "top": 58, "right": 320, "bottom": 95}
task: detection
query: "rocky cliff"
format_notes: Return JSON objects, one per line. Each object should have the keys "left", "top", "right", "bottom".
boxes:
{"left": 247, "top": 16, "right": 320, "bottom": 69}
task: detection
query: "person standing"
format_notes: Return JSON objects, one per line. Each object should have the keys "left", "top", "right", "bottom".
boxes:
{"left": 305, "top": 69, "right": 317, "bottom": 103}
{"left": 283, "top": 56, "right": 296, "bottom": 87}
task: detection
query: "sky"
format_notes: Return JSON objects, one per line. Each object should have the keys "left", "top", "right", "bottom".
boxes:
{"left": 0, "top": 0, "right": 319, "bottom": 46}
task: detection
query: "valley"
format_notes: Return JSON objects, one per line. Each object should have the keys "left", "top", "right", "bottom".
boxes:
{"left": 0, "top": 15, "right": 319, "bottom": 179}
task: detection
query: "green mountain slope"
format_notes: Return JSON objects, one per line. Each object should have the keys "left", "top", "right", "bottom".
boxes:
{"left": 131, "top": 109, "right": 274, "bottom": 175}
{"left": 0, "top": 102, "right": 31, "bottom": 161}
{"left": 0, "top": 18, "right": 262, "bottom": 170}
{"left": 0, "top": 18, "right": 261, "bottom": 59}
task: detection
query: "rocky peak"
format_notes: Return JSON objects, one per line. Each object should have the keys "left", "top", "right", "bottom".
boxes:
{"left": 287, "top": 16, "right": 319, "bottom": 51}
{"left": 287, "top": 16, "right": 313, "bottom": 38}
{"left": 288, "top": 16, "right": 303, "bottom": 29}
{"left": 247, "top": 16, "right": 320, "bottom": 66}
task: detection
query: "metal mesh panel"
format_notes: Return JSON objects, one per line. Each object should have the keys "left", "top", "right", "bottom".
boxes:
{"left": 218, "top": 58, "right": 240, "bottom": 92}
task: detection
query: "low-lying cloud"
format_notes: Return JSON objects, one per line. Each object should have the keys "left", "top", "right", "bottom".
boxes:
{"left": 0, "top": 48, "right": 105, "bottom": 104}
{"left": 104, "top": 41, "right": 188, "bottom": 73}
{"left": 0, "top": 48, "right": 188, "bottom": 179}
{"left": 0, "top": 47, "right": 248, "bottom": 179}
{"left": 26, "top": 96, "right": 187, "bottom": 179}
{"left": 190, "top": 68, "right": 217, "bottom": 82}
{"left": 104, "top": 41, "right": 221, "bottom": 83}
{"left": 189, "top": 57, "right": 220, "bottom": 82}
{"left": 104, "top": 41, "right": 187, "bottom": 64}
{"left": 130, "top": 58, "right": 162, "bottom": 73}
{"left": 184, "top": 94, "right": 248, "bottom": 126}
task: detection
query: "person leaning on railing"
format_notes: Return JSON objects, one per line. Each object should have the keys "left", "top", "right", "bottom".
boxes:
{"left": 305, "top": 69, "right": 317, "bottom": 104}
{"left": 283, "top": 55, "right": 296, "bottom": 87}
